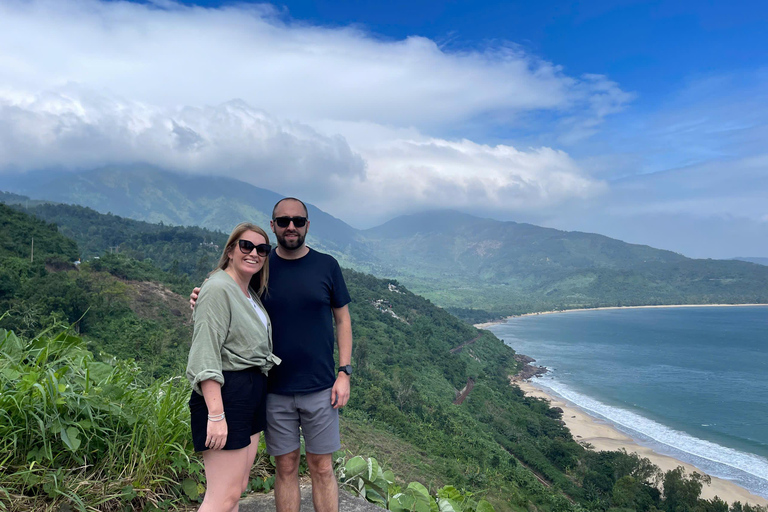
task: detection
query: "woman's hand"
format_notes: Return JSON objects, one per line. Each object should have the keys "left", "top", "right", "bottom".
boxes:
{"left": 199, "top": 380, "right": 226, "bottom": 449}
{"left": 206, "top": 418, "right": 228, "bottom": 450}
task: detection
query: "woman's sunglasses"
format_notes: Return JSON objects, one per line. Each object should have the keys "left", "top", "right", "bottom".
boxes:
{"left": 238, "top": 240, "right": 272, "bottom": 256}
{"left": 273, "top": 216, "right": 308, "bottom": 228}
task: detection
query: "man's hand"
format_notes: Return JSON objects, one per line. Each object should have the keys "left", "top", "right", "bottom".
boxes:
{"left": 189, "top": 287, "right": 201, "bottom": 310}
{"left": 331, "top": 373, "right": 350, "bottom": 409}
{"left": 331, "top": 304, "right": 352, "bottom": 410}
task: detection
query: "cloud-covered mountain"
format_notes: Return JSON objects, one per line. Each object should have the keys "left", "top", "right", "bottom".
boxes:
{"left": 1, "top": 166, "right": 374, "bottom": 267}
{"left": 4, "top": 167, "right": 766, "bottom": 320}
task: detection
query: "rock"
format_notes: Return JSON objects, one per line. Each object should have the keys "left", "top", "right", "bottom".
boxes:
{"left": 239, "top": 484, "right": 382, "bottom": 512}
{"left": 513, "top": 354, "right": 536, "bottom": 364}
{"left": 514, "top": 363, "right": 548, "bottom": 381}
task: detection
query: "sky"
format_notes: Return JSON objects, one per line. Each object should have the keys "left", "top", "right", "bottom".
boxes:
{"left": 0, "top": 0, "right": 767, "bottom": 258}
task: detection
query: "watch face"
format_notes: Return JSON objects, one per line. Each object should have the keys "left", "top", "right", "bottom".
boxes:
{"left": 340, "top": 365, "right": 353, "bottom": 375}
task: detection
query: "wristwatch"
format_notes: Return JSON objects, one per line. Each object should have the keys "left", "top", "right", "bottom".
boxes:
{"left": 338, "top": 365, "right": 353, "bottom": 376}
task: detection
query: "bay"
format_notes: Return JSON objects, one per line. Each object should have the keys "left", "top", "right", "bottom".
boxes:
{"left": 487, "top": 305, "right": 768, "bottom": 499}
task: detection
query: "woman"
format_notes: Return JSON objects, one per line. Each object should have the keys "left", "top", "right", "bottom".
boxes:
{"left": 186, "top": 223, "right": 281, "bottom": 512}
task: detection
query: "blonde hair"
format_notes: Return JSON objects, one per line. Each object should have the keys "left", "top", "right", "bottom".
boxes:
{"left": 215, "top": 223, "right": 270, "bottom": 296}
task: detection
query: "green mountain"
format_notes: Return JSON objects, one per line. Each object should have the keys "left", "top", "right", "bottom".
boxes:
{"left": 0, "top": 203, "right": 196, "bottom": 377}
{"left": 734, "top": 257, "right": 768, "bottom": 266}
{"left": 5, "top": 167, "right": 768, "bottom": 321}
{"left": 2, "top": 205, "right": 740, "bottom": 512}
{"left": 0, "top": 203, "right": 78, "bottom": 263}
{"left": 362, "top": 211, "right": 768, "bottom": 319}
{"left": 3, "top": 165, "right": 376, "bottom": 269}
{"left": 0, "top": 190, "right": 53, "bottom": 208}
{"left": 11, "top": 202, "right": 229, "bottom": 282}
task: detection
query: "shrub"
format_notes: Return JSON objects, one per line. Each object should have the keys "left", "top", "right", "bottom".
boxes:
{"left": 0, "top": 323, "right": 202, "bottom": 511}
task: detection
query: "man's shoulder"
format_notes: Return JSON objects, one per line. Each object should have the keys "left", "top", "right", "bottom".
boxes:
{"left": 268, "top": 247, "right": 340, "bottom": 273}
{"left": 269, "top": 247, "right": 334, "bottom": 262}
{"left": 281, "top": 247, "right": 340, "bottom": 267}
{"left": 307, "top": 247, "right": 339, "bottom": 263}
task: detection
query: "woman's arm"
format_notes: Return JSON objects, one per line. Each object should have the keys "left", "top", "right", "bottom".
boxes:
{"left": 186, "top": 276, "right": 231, "bottom": 449}
{"left": 187, "top": 279, "right": 229, "bottom": 394}
{"left": 200, "top": 379, "right": 227, "bottom": 450}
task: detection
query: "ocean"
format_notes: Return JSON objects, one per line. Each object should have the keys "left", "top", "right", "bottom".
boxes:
{"left": 487, "top": 306, "right": 768, "bottom": 499}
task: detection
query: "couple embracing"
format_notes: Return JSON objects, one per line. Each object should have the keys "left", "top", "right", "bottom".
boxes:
{"left": 186, "top": 197, "right": 353, "bottom": 512}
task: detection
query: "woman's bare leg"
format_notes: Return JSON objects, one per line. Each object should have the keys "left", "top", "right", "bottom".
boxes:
{"left": 199, "top": 446, "right": 250, "bottom": 512}
{"left": 240, "top": 433, "right": 261, "bottom": 494}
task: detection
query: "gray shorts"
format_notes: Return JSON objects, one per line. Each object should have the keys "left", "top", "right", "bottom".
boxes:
{"left": 265, "top": 387, "right": 340, "bottom": 456}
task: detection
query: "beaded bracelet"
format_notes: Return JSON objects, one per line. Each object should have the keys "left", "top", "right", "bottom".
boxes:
{"left": 208, "top": 412, "right": 226, "bottom": 422}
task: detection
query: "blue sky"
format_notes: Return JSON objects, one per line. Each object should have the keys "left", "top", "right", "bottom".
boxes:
{"left": 0, "top": 0, "right": 766, "bottom": 257}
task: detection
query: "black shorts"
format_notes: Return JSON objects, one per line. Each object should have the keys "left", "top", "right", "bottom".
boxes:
{"left": 189, "top": 368, "right": 267, "bottom": 452}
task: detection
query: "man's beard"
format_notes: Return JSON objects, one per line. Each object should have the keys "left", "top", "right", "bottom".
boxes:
{"left": 276, "top": 231, "right": 305, "bottom": 250}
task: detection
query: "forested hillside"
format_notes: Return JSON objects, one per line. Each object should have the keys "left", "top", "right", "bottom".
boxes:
{"left": 1, "top": 205, "right": 760, "bottom": 512}
{"left": 362, "top": 211, "right": 768, "bottom": 322}
{"left": 4, "top": 167, "right": 768, "bottom": 323}
{"left": 15, "top": 202, "right": 228, "bottom": 282}
{"left": 0, "top": 203, "right": 195, "bottom": 377}
{"left": 1, "top": 166, "right": 375, "bottom": 267}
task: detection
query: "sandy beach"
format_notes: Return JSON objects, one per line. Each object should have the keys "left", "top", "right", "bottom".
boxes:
{"left": 474, "top": 303, "right": 768, "bottom": 329}
{"left": 515, "top": 380, "right": 768, "bottom": 507}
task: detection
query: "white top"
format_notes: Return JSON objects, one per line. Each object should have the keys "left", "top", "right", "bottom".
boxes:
{"left": 248, "top": 295, "right": 269, "bottom": 328}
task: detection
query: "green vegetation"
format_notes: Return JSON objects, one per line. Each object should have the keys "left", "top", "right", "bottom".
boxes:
{"left": 1, "top": 204, "right": 766, "bottom": 512}
{"left": 11, "top": 202, "right": 227, "bottom": 283}
{"left": 6, "top": 168, "right": 768, "bottom": 323}
{"left": 0, "top": 204, "right": 194, "bottom": 378}
{"left": 0, "top": 325, "right": 203, "bottom": 511}
{"left": 339, "top": 455, "right": 494, "bottom": 512}
{"left": 360, "top": 211, "right": 768, "bottom": 322}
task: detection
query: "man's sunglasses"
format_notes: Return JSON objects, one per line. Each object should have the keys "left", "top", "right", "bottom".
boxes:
{"left": 238, "top": 240, "right": 272, "bottom": 256}
{"left": 273, "top": 216, "right": 308, "bottom": 228}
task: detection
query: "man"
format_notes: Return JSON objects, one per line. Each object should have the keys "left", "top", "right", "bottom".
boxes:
{"left": 191, "top": 197, "right": 352, "bottom": 512}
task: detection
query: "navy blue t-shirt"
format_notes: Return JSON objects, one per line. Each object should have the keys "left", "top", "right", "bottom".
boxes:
{"left": 261, "top": 248, "right": 351, "bottom": 394}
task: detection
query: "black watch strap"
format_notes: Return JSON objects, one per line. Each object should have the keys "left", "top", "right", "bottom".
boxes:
{"left": 338, "top": 365, "right": 352, "bottom": 375}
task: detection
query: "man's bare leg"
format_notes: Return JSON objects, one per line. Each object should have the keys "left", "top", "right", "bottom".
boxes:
{"left": 275, "top": 449, "right": 301, "bottom": 512}
{"left": 306, "top": 452, "right": 338, "bottom": 512}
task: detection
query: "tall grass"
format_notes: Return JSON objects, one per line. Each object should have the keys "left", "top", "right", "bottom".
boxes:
{"left": 0, "top": 322, "right": 203, "bottom": 511}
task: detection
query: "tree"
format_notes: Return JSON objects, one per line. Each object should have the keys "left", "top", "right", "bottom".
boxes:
{"left": 662, "top": 466, "right": 709, "bottom": 512}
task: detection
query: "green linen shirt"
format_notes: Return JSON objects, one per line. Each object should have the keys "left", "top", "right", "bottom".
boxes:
{"left": 186, "top": 269, "right": 281, "bottom": 395}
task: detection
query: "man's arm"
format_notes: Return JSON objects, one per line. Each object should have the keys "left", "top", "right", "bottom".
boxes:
{"left": 331, "top": 304, "right": 352, "bottom": 409}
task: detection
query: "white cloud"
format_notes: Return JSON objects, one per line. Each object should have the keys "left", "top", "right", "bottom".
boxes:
{"left": 0, "top": 86, "right": 607, "bottom": 225}
{"left": 0, "top": 0, "right": 629, "bottom": 131}
{"left": 557, "top": 74, "right": 636, "bottom": 145}
{"left": 314, "top": 138, "right": 607, "bottom": 225}
{"left": 0, "top": 0, "right": 625, "bottom": 225}
{"left": 0, "top": 87, "right": 366, "bottom": 197}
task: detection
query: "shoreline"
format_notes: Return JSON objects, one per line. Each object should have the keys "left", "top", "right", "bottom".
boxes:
{"left": 474, "top": 303, "right": 768, "bottom": 329}
{"left": 515, "top": 379, "right": 768, "bottom": 507}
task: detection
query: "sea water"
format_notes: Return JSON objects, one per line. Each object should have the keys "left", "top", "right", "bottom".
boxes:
{"left": 487, "top": 306, "right": 768, "bottom": 499}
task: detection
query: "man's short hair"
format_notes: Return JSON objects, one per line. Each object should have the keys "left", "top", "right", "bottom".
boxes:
{"left": 272, "top": 197, "right": 309, "bottom": 219}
